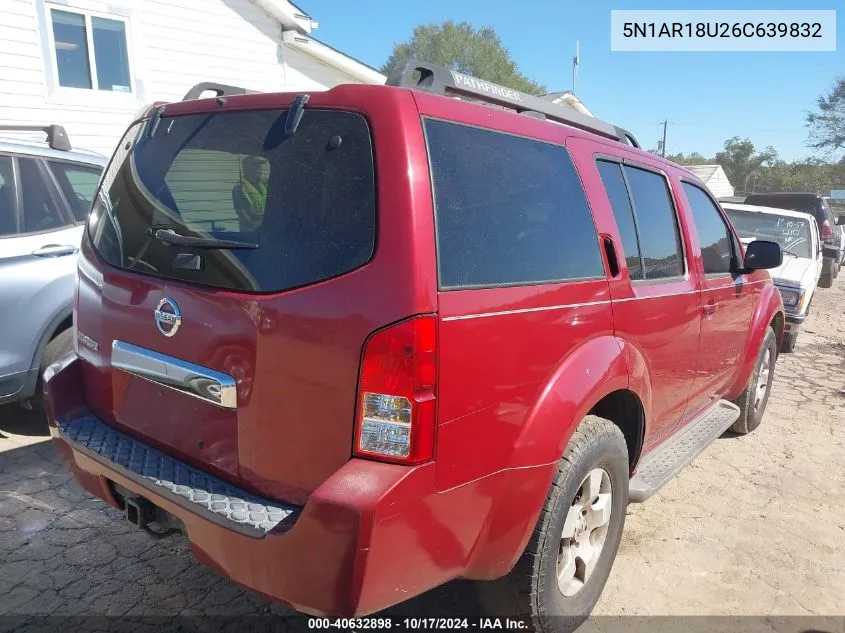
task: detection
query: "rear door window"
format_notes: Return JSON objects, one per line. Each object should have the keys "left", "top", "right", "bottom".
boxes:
{"left": 19, "top": 158, "right": 71, "bottom": 233}
{"left": 88, "top": 109, "right": 376, "bottom": 292}
{"left": 622, "top": 165, "right": 684, "bottom": 279}
{"left": 425, "top": 119, "right": 604, "bottom": 289}
{"left": 47, "top": 160, "right": 103, "bottom": 222}
{"left": 596, "top": 160, "right": 643, "bottom": 280}
{"left": 0, "top": 155, "right": 16, "bottom": 236}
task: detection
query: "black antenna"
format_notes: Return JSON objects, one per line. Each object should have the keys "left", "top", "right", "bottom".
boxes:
{"left": 385, "top": 59, "right": 639, "bottom": 148}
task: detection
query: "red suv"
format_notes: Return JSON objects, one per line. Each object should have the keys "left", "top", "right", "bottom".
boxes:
{"left": 45, "top": 61, "right": 784, "bottom": 630}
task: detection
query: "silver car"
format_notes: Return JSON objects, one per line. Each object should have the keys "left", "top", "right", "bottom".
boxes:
{"left": 0, "top": 125, "right": 106, "bottom": 409}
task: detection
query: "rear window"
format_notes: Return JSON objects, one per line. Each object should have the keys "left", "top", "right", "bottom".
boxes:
{"left": 424, "top": 119, "right": 604, "bottom": 289}
{"left": 726, "top": 208, "right": 813, "bottom": 259}
{"left": 88, "top": 109, "right": 375, "bottom": 292}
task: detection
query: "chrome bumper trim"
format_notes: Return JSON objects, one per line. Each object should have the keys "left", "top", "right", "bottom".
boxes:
{"left": 111, "top": 340, "right": 237, "bottom": 409}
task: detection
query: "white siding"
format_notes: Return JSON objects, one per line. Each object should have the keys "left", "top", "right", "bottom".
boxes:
{"left": 283, "top": 46, "right": 359, "bottom": 91}
{"left": 0, "top": 0, "right": 365, "bottom": 157}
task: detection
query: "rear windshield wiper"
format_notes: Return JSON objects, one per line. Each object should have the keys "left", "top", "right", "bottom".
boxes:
{"left": 151, "top": 228, "right": 258, "bottom": 249}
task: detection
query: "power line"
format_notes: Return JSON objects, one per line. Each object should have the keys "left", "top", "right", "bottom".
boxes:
{"left": 668, "top": 121, "right": 804, "bottom": 134}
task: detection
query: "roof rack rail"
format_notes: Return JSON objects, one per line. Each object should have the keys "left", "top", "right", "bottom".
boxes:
{"left": 385, "top": 59, "right": 639, "bottom": 148}
{"left": 182, "top": 82, "right": 258, "bottom": 102}
{"left": 0, "top": 124, "right": 71, "bottom": 151}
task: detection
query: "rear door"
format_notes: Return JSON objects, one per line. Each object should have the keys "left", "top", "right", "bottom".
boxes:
{"left": 571, "top": 143, "right": 702, "bottom": 450}
{"left": 681, "top": 181, "right": 754, "bottom": 410}
{"left": 0, "top": 154, "right": 86, "bottom": 390}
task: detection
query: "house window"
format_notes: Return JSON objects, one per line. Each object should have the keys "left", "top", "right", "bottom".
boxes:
{"left": 50, "top": 8, "right": 132, "bottom": 93}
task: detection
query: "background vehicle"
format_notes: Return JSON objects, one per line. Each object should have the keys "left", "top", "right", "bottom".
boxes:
{"left": 45, "top": 63, "right": 784, "bottom": 633}
{"left": 0, "top": 124, "right": 106, "bottom": 408}
{"left": 724, "top": 203, "right": 821, "bottom": 353}
{"left": 744, "top": 192, "right": 842, "bottom": 288}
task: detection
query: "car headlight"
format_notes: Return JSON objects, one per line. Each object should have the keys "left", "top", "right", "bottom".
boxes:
{"left": 777, "top": 287, "right": 800, "bottom": 309}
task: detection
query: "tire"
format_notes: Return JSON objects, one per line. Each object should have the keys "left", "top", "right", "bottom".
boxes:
{"left": 475, "top": 415, "right": 629, "bottom": 633}
{"left": 780, "top": 331, "right": 797, "bottom": 354}
{"left": 31, "top": 328, "right": 74, "bottom": 412}
{"left": 731, "top": 326, "right": 777, "bottom": 434}
{"left": 819, "top": 263, "right": 833, "bottom": 289}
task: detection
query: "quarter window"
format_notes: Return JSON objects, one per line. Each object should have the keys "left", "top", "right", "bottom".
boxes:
{"left": 425, "top": 119, "right": 604, "bottom": 289}
{"left": 596, "top": 161, "right": 643, "bottom": 280}
{"left": 622, "top": 166, "right": 684, "bottom": 279}
{"left": 682, "top": 182, "right": 734, "bottom": 275}
{"left": 50, "top": 8, "right": 132, "bottom": 93}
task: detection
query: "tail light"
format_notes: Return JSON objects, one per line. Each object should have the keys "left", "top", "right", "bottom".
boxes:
{"left": 354, "top": 316, "right": 437, "bottom": 465}
{"left": 822, "top": 219, "right": 833, "bottom": 242}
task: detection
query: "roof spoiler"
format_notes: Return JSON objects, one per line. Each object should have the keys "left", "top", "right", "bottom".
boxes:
{"left": 385, "top": 59, "right": 639, "bottom": 148}
{"left": 0, "top": 124, "right": 71, "bottom": 151}
{"left": 182, "top": 82, "right": 259, "bottom": 101}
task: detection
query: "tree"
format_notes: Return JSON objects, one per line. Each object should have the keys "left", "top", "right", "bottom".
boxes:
{"left": 806, "top": 77, "right": 845, "bottom": 154}
{"left": 660, "top": 151, "right": 711, "bottom": 166}
{"left": 714, "top": 137, "right": 777, "bottom": 191}
{"left": 381, "top": 21, "right": 546, "bottom": 96}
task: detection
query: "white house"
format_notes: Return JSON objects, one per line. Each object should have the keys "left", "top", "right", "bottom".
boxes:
{"left": 686, "top": 164, "right": 735, "bottom": 199}
{"left": 0, "top": 0, "right": 385, "bottom": 156}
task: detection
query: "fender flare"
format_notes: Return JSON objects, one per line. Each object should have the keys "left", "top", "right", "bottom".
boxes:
{"left": 466, "top": 335, "right": 642, "bottom": 578}
{"left": 507, "top": 335, "right": 633, "bottom": 468}
{"left": 21, "top": 304, "right": 73, "bottom": 399}
{"left": 728, "top": 284, "right": 783, "bottom": 399}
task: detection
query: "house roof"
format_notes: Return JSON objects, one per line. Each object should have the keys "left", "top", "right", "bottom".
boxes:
{"left": 687, "top": 164, "right": 726, "bottom": 183}
{"left": 251, "top": 0, "right": 385, "bottom": 85}
{"left": 542, "top": 91, "right": 595, "bottom": 117}
{"left": 250, "top": 0, "right": 313, "bottom": 32}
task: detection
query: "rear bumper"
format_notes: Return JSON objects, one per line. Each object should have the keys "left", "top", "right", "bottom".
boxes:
{"left": 45, "top": 354, "right": 553, "bottom": 616}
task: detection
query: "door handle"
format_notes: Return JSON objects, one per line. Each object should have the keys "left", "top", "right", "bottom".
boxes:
{"left": 703, "top": 301, "right": 718, "bottom": 317}
{"left": 32, "top": 244, "right": 77, "bottom": 257}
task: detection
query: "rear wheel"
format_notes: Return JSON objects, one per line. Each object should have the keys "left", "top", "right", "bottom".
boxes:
{"left": 731, "top": 327, "right": 777, "bottom": 434}
{"left": 475, "top": 415, "right": 629, "bottom": 633}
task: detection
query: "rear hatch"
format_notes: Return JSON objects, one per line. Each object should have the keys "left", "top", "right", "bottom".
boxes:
{"left": 75, "top": 99, "right": 417, "bottom": 504}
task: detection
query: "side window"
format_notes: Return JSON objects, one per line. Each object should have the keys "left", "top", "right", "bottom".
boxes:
{"left": 425, "top": 119, "right": 604, "bottom": 289}
{"left": 47, "top": 161, "right": 103, "bottom": 222}
{"left": 18, "top": 158, "right": 69, "bottom": 233}
{"left": 682, "top": 182, "right": 734, "bottom": 275}
{"left": 596, "top": 160, "right": 643, "bottom": 280}
{"left": 0, "top": 156, "right": 17, "bottom": 236}
{"left": 622, "top": 165, "right": 684, "bottom": 279}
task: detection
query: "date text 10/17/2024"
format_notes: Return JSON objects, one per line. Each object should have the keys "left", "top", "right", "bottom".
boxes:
{"left": 308, "top": 618, "right": 529, "bottom": 630}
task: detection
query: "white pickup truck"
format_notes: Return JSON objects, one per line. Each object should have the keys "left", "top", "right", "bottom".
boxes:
{"left": 724, "top": 203, "right": 822, "bottom": 353}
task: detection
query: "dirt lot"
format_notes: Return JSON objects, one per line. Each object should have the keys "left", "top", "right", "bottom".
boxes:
{"left": 1, "top": 277, "right": 844, "bottom": 629}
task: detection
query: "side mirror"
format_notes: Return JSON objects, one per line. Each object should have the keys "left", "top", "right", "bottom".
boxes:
{"left": 742, "top": 240, "right": 782, "bottom": 271}
{"left": 836, "top": 215, "right": 845, "bottom": 226}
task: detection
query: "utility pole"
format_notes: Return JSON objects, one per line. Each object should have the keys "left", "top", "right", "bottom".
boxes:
{"left": 661, "top": 119, "right": 668, "bottom": 157}
{"left": 572, "top": 41, "right": 580, "bottom": 95}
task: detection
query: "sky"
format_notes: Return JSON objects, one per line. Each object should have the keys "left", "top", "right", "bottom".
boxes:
{"left": 304, "top": 0, "right": 844, "bottom": 162}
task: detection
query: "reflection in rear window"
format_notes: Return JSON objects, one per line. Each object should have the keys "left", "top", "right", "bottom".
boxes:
{"left": 88, "top": 109, "right": 375, "bottom": 292}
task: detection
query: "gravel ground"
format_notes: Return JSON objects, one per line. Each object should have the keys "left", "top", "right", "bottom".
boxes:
{"left": 1, "top": 277, "right": 844, "bottom": 631}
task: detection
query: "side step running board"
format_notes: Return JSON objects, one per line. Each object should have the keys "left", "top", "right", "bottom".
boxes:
{"left": 629, "top": 400, "right": 740, "bottom": 503}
